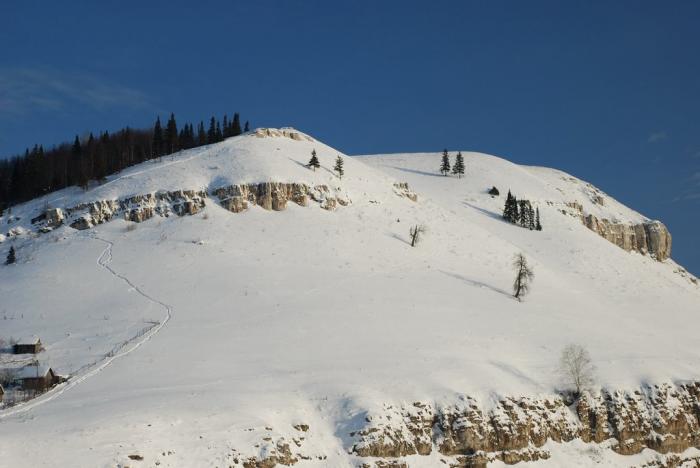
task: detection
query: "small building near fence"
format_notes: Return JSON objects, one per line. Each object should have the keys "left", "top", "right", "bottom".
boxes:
{"left": 13, "top": 336, "right": 43, "bottom": 354}
{"left": 15, "top": 366, "right": 59, "bottom": 392}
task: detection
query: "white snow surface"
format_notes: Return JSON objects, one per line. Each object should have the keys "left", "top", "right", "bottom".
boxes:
{"left": 0, "top": 130, "right": 698, "bottom": 467}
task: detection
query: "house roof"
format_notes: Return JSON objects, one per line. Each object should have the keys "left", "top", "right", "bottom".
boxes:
{"left": 16, "top": 336, "right": 41, "bottom": 345}
{"left": 15, "top": 366, "right": 52, "bottom": 379}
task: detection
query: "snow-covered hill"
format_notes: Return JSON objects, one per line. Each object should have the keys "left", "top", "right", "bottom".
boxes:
{"left": 0, "top": 129, "right": 698, "bottom": 467}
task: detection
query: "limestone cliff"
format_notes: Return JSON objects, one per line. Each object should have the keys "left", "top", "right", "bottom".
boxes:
{"left": 346, "top": 382, "right": 700, "bottom": 467}
{"left": 27, "top": 181, "right": 378, "bottom": 232}
{"left": 558, "top": 202, "right": 673, "bottom": 262}
{"left": 583, "top": 215, "right": 672, "bottom": 261}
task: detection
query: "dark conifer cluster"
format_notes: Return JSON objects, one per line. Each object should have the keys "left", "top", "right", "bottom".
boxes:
{"left": 0, "top": 112, "right": 249, "bottom": 212}
{"left": 439, "top": 150, "right": 465, "bottom": 178}
{"left": 502, "top": 190, "right": 542, "bottom": 231}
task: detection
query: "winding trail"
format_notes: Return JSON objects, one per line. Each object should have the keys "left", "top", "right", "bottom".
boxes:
{"left": 0, "top": 235, "right": 172, "bottom": 420}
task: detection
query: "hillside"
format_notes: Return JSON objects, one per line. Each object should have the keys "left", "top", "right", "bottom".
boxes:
{"left": 0, "top": 129, "right": 699, "bottom": 467}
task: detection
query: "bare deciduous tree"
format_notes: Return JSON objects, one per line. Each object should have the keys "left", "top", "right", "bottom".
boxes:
{"left": 559, "top": 344, "right": 595, "bottom": 398}
{"left": 409, "top": 224, "right": 426, "bottom": 247}
{"left": 0, "top": 368, "right": 16, "bottom": 386}
{"left": 512, "top": 253, "right": 534, "bottom": 300}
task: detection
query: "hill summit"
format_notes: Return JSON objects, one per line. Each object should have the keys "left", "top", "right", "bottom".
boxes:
{"left": 0, "top": 129, "right": 698, "bottom": 467}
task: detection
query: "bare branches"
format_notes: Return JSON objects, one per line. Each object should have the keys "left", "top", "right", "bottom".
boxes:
{"left": 559, "top": 344, "right": 595, "bottom": 398}
{"left": 409, "top": 224, "right": 426, "bottom": 247}
{"left": 512, "top": 253, "right": 534, "bottom": 300}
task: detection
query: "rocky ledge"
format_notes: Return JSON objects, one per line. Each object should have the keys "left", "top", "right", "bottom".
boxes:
{"left": 348, "top": 382, "right": 700, "bottom": 467}
{"left": 558, "top": 202, "right": 672, "bottom": 262}
{"left": 28, "top": 181, "right": 415, "bottom": 232}
{"left": 583, "top": 215, "right": 672, "bottom": 262}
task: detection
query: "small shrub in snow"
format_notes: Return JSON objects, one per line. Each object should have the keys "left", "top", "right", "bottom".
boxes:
{"left": 559, "top": 344, "right": 595, "bottom": 398}
{"left": 409, "top": 224, "right": 426, "bottom": 247}
{"left": 5, "top": 246, "right": 16, "bottom": 265}
{"left": 488, "top": 186, "right": 500, "bottom": 196}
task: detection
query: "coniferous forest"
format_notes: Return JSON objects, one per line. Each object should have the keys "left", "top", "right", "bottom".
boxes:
{"left": 0, "top": 112, "right": 249, "bottom": 213}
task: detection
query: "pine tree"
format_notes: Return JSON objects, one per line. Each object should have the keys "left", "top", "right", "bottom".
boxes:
{"left": 308, "top": 149, "right": 320, "bottom": 171}
{"left": 518, "top": 200, "right": 531, "bottom": 228}
{"left": 334, "top": 155, "right": 344, "bottom": 179}
{"left": 165, "top": 113, "right": 178, "bottom": 154}
{"left": 5, "top": 246, "right": 16, "bottom": 265}
{"left": 215, "top": 121, "right": 223, "bottom": 142}
{"left": 503, "top": 190, "right": 519, "bottom": 223}
{"left": 232, "top": 113, "right": 242, "bottom": 136}
{"left": 152, "top": 117, "right": 164, "bottom": 158}
{"left": 207, "top": 117, "right": 217, "bottom": 144}
{"left": 222, "top": 115, "right": 230, "bottom": 138}
{"left": 528, "top": 206, "right": 535, "bottom": 230}
{"left": 440, "top": 149, "right": 451, "bottom": 176}
{"left": 244, "top": 120, "right": 250, "bottom": 132}
{"left": 503, "top": 191, "right": 512, "bottom": 221}
{"left": 197, "top": 121, "right": 207, "bottom": 146}
{"left": 452, "top": 151, "right": 465, "bottom": 178}
{"left": 535, "top": 207, "right": 542, "bottom": 231}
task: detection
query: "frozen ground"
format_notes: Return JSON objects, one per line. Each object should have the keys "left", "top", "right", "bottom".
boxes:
{"left": 0, "top": 130, "right": 698, "bottom": 467}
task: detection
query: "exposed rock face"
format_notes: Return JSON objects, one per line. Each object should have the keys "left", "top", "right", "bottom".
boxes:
{"left": 349, "top": 382, "right": 700, "bottom": 466}
{"left": 393, "top": 182, "right": 418, "bottom": 202}
{"left": 66, "top": 190, "right": 207, "bottom": 230}
{"left": 29, "top": 179, "right": 408, "bottom": 234}
{"left": 558, "top": 202, "right": 673, "bottom": 262}
{"left": 45, "top": 208, "right": 64, "bottom": 227}
{"left": 213, "top": 182, "right": 348, "bottom": 213}
{"left": 583, "top": 215, "right": 672, "bottom": 261}
{"left": 250, "top": 127, "right": 314, "bottom": 141}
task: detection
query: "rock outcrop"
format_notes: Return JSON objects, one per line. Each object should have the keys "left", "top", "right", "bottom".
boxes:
{"left": 557, "top": 201, "right": 672, "bottom": 262}
{"left": 213, "top": 182, "right": 349, "bottom": 213}
{"left": 349, "top": 382, "right": 700, "bottom": 466}
{"left": 393, "top": 183, "right": 418, "bottom": 202}
{"left": 583, "top": 215, "right": 672, "bottom": 261}
{"left": 65, "top": 189, "right": 207, "bottom": 230}
{"left": 250, "top": 127, "right": 314, "bottom": 142}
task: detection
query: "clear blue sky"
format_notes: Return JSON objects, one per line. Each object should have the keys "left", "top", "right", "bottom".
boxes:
{"left": 2, "top": 1, "right": 699, "bottom": 275}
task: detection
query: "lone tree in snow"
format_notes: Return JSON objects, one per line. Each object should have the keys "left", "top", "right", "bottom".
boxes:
{"left": 440, "top": 149, "right": 451, "bottom": 176}
{"left": 334, "top": 155, "right": 344, "bottom": 179}
{"left": 452, "top": 151, "right": 465, "bottom": 178}
{"left": 6, "top": 246, "right": 16, "bottom": 265}
{"left": 308, "top": 149, "right": 320, "bottom": 171}
{"left": 409, "top": 224, "right": 426, "bottom": 247}
{"left": 535, "top": 207, "right": 542, "bottom": 231}
{"left": 512, "top": 253, "right": 534, "bottom": 300}
{"left": 559, "top": 344, "right": 595, "bottom": 398}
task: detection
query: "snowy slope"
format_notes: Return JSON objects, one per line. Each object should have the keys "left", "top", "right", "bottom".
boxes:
{"left": 0, "top": 130, "right": 698, "bottom": 467}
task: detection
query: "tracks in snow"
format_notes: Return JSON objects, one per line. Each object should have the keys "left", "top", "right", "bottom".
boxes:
{"left": 0, "top": 235, "right": 172, "bottom": 420}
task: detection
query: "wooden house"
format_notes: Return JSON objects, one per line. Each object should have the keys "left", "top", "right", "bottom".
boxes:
{"left": 13, "top": 336, "right": 43, "bottom": 354}
{"left": 15, "top": 366, "right": 58, "bottom": 392}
